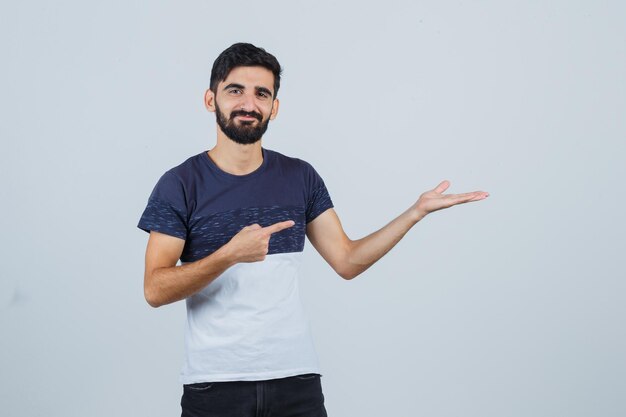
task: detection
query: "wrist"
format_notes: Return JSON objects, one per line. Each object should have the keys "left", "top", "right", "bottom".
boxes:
{"left": 408, "top": 206, "right": 427, "bottom": 224}
{"left": 214, "top": 243, "right": 239, "bottom": 268}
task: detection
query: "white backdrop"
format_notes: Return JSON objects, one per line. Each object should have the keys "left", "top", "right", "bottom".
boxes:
{"left": 1, "top": 1, "right": 625, "bottom": 416}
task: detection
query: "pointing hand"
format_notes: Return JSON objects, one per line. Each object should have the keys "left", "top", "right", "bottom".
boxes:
{"left": 226, "top": 220, "right": 296, "bottom": 263}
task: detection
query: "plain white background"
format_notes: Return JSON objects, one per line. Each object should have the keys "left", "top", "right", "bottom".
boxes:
{"left": 1, "top": 1, "right": 625, "bottom": 416}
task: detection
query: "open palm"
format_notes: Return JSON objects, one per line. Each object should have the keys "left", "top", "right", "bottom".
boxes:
{"left": 413, "top": 180, "right": 489, "bottom": 219}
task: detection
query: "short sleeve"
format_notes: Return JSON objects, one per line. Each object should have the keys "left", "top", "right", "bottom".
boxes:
{"left": 304, "top": 162, "right": 334, "bottom": 224}
{"left": 137, "top": 170, "right": 188, "bottom": 240}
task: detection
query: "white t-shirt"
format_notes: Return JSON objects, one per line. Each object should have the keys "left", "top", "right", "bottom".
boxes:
{"left": 138, "top": 148, "right": 334, "bottom": 383}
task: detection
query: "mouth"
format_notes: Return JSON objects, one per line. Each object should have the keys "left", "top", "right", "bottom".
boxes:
{"left": 236, "top": 115, "right": 258, "bottom": 121}
{"left": 231, "top": 110, "right": 262, "bottom": 122}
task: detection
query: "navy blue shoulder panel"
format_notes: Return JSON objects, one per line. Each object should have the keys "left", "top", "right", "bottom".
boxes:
{"left": 138, "top": 148, "right": 333, "bottom": 262}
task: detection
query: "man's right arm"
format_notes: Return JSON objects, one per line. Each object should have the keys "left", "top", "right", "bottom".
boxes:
{"left": 143, "top": 231, "right": 234, "bottom": 308}
{"left": 143, "top": 220, "right": 295, "bottom": 308}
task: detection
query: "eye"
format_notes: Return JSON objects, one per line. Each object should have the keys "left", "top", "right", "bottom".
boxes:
{"left": 257, "top": 91, "right": 268, "bottom": 98}
{"left": 228, "top": 88, "right": 242, "bottom": 94}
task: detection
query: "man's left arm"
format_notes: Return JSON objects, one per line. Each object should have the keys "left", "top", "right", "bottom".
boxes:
{"left": 305, "top": 180, "right": 489, "bottom": 280}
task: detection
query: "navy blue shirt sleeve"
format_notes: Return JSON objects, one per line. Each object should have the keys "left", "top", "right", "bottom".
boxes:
{"left": 303, "top": 162, "right": 334, "bottom": 224}
{"left": 137, "top": 170, "right": 188, "bottom": 240}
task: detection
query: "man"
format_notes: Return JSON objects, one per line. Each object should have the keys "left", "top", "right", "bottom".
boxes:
{"left": 138, "top": 42, "right": 488, "bottom": 417}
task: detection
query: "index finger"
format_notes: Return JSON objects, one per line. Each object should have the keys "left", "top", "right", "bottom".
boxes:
{"left": 450, "top": 191, "right": 490, "bottom": 204}
{"left": 262, "top": 220, "right": 296, "bottom": 235}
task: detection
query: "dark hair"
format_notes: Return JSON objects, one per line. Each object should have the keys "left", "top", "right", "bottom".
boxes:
{"left": 210, "top": 43, "right": 282, "bottom": 98}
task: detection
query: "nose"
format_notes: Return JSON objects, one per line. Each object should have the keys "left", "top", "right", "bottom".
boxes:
{"left": 238, "top": 91, "right": 256, "bottom": 112}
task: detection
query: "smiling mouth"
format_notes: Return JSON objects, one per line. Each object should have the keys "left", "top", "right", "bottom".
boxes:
{"left": 236, "top": 115, "right": 257, "bottom": 121}
{"left": 231, "top": 110, "right": 262, "bottom": 122}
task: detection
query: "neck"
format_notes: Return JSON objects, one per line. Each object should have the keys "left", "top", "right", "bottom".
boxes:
{"left": 208, "top": 131, "right": 264, "bottom": 176}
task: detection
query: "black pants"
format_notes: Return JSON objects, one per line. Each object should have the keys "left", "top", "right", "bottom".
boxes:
{"left": 181, "top": 373, "right": 328, "bottom": 417}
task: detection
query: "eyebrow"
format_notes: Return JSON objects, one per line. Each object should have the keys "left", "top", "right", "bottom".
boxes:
{"left": 223, "top": 83, "right": 274, "bottom": 97}
{"left": 223, "top": 83, "right": 245, "bottom": 91}
{"left": 256, "top": 86, "right": 273, "bottom": 97}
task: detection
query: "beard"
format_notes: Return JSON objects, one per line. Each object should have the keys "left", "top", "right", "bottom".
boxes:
{"left": 215, "top": 102, "right": 270, "bottom": 145}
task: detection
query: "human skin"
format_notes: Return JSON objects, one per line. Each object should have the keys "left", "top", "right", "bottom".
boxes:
{"left": 306, "top": 180, "right": 488, "bottom": 280}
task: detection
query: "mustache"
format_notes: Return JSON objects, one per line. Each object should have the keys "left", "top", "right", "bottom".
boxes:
{"left": 230, "top": 110, "right": 263, "bottom": 122}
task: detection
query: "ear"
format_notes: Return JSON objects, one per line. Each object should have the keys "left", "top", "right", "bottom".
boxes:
{"left": 204, "top": 89, "right": 216, "bottom": 113}
{"left": 269, "top": 98, "right": 280, "bottom": 120}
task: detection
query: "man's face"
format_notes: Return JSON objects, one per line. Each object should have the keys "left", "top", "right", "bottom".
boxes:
{"left": 206, "top": 66, "right": 279, "bottom": 145}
